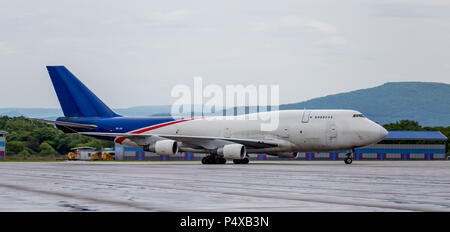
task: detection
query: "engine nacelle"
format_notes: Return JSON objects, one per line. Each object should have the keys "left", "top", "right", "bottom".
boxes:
{"left": 154, "top": 140, "right": 178, "bottom": 156}
{"left": 277, "top": 152, "right": 300, "bottom": 159}
{"left": 217, "top": 144, "right": 246, "bottom": 160}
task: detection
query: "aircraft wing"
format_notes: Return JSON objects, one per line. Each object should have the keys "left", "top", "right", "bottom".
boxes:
{"left": 79, "top": 132, "right": 279, "bottom": 149}
{"left": 29, "top": 118, "right": 98, "bottom": 129}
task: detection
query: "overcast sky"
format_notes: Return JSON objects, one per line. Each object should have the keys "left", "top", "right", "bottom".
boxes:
{"left": 0, "top": 0, "right": 449, "bottom": 108}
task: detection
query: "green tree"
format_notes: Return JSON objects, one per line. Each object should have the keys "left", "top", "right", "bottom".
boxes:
{"left": 6, "top": 117, "right": 36, "bottom": 132}
{"left": 39, "top": 142, "right": 59, "bottom": 156}
{"left": 0, "top": 116, "right": 9, "bottom": 130}
{"left": 6, "top": 141, "right": 26, "bottom": 155}
{"left": 18, "top": 149, "right": 32, "bottom": 158}
{"left": 383, "top": 120, "right": 422, "bottom": 131}
{"left": 31, "top": 126, "right": 58, "bottom": 144}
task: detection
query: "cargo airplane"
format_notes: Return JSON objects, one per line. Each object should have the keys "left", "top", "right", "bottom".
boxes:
{"left": 35, "top": 66, "right": 388, "bottom": 164}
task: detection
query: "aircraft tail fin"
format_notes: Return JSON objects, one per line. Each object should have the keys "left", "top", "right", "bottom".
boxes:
{"left": 46, "top": 66, "right": 120, "bottom": 118}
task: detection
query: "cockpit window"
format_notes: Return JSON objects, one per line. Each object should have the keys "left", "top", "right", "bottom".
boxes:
{"left": 353, "top": 114, "right": 365, "bottom": 118}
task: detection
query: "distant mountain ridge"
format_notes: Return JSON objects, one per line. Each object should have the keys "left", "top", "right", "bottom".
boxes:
{"left": 1, "top": 82, "right": 448, "bottom": 126}
{"left": 0, "top": 108, "right": 63, "bottom": 120}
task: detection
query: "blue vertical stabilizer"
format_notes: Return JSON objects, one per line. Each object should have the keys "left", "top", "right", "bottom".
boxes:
{"left": 47, "top": 66, "right": 120, "bottom": 118}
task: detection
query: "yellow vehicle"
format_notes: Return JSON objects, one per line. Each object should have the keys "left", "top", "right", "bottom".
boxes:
{"left": 101, "top": 152, "right": 115, "bottom": 161}
{"left": 90, "top": 152, "right": 100, "bottom": 161}
{"left": 67, "top": 151, "right": 79, "bottom": 160}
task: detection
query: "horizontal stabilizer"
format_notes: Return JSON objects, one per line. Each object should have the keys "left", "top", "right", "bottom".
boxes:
{"left": 30, "top": 118, "right": 98, "bottom": 129}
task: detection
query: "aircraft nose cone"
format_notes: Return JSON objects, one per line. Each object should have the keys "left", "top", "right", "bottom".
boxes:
{"left": 379, "top": 127, "right": 388, "bottom": 139}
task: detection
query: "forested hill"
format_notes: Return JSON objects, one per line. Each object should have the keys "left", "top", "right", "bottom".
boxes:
{"left": 281, "top": 82, "right": 450, "bottom": 126}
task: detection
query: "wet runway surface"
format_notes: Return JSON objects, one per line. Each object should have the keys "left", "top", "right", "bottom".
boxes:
{"left": 0, "top": 161, "right": 449, "bottom": 211}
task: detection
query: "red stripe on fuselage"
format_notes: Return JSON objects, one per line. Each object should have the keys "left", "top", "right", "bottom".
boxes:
{"left": 115, "top": 118, "right": 198, "bottom": 144}
{"left": 115, "top": 137, "right": 127, "bottom": 144}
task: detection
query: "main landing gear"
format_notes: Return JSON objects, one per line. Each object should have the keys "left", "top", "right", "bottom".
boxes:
{"left": 201, "top": 155, "right": 226, "bottom": 164}
{"left": 344, "top": 149, "right": 354, "bottom": 165}
{"left": 233, "top": 157, "right": 249, "bottom": 164}
{"left": 201, "top": 156, "right": 250, "bottom": 164}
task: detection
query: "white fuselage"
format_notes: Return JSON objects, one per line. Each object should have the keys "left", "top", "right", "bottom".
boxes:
{"left": 121, "top": 110, "right": 388, "bottom": 154}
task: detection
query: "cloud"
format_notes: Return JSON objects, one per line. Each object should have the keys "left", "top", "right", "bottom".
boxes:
{"left": 250, "top": 15, "right": 346, "bottom": 48}
{"left": 373, "top": 4, "right": 450, "bottom": 19}
{"left": 376, "top": 0, "right": 450, "bottom": 7}
{"left": 149, "top": 9, "right": 193, "bottom": 23}
{"left": 251, "top": 15, "right": 336, "bottom": 34}
{"left": 280, "top": 16, "right": 336, "bottom": 33}
{"left": 316, "top": 35, "right": 348, "bottom": 46}
{"left": 0, "top": 42, "right": 14, "bottom": 56}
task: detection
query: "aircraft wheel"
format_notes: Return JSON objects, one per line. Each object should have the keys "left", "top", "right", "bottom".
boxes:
{"left": 233, "top": 158, "right": 249, "bottom": 164}
{"left": 216, "top": 157, "right": 226, "bottom": 164}
{"left": 344, "top": 158, "right": 353, "bottom": 164}
{"left": 202, "top": 156, "right": 214, "bottom": 164}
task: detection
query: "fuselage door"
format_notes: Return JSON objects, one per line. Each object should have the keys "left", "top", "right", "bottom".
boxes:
{"left": 301, "top": 111, "right": 311, "bottom": 123}
{"left": 326, "top": 121, "right": 338, "bottom": 144}
{"left": 224, "top": 127, "right": 231, "bottom": 138}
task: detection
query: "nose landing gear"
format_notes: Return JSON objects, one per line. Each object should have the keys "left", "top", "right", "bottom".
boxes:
{"left": 344, "top": 156, "right": 352, "bottom": 164}
{"left": 344, "top": 149, "right": 355, "bottom": 165}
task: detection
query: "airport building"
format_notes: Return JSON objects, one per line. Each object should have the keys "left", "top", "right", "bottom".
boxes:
{"left": 0, "top": 131, "right": 7, "bottom": 160}
{"left": 113, "top": 131, "right": 448, "bottom": 161}
{"left": 297, "top": 131, "right": 448, "bottom": 161}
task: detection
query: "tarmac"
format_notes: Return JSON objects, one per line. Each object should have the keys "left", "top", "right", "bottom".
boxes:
{"left": 0, "top": 160, "right": 449, "bottom": 211}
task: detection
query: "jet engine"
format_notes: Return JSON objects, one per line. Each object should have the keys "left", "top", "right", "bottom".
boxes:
{"left": 277, "top": 152, "right": 300, "bottom": 159}
{"left": 154, "top": 140, "right": 179, "bottom": 156}
{"left": 217, "top": 144, "right": 246, "bottom": 159}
